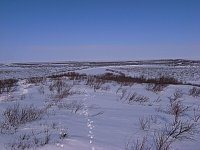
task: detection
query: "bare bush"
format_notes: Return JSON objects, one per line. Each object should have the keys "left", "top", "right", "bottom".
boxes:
{"left": 165, "top": 120, "right": 197, "bottom": 141}
{"left": 168, "top": 90, "right": 183, "bottom": 103}
{"left": 0, "top": 79, "right": 18, "bottom": 94}
{"left": 49, "top": 72, "right": 185, "bottom": 87}
{"left": 86, "top": 76, "right": 104, "bottom": 91}
{"left": 189, "top": 87, "right": 200, "bottom": 97}
{"left": 154, "top": 131, "right": 172, "bottom": 150}
{"left": 173, "top": 89, "right": 183, "bottom": 99}
{"left": 9, "top": 133, "right": 33, "bottom": 150}
{"left": 55, "top": 88, "right": 72, "bottom": 99}
{"left": 7, "top": 123, "right": 68, "bottom": 150}
{"left": 57, "top": 100, "right": 84, "bottom": 113}
{"left": 26, "top": 77, "right": 45, "bottom": 85}
{"left": 100, "top": 85, "right": 110, "bottom": 91}
{"left": 139, "top": 117, "right": 151, "bottom": 131}
{"left": 93, "top": 80, "right": 103, "bottom": 92}
{"left": 125, "top": 136, "right": 151, "bottom": 150}
{"left": 116, "top": 86, "right": 122, "bottom": 94}
{"left": 127, "top": 93, "right": 149, "bottom": 104}
{"left": 86, "top": 76, "right": 95, "bottom": 86}
{"left": 150, "top": 115, "right": 158, "bottom": 124}
{"left": 0, "top": 104, "right": 43, "bottom": 133}
{"left": 127, "top": 118, "right": 198, "bottom": 150}
{"left": 192, "top": 107, "right": 200, "bottom": 122}
{"left": 49, "top": 79, "right": 67, "bottom": 93}
{"left": 146, "top": 84, "right": 167, "bottom": 93}
{"left": 167, "top": 100, "right": 189, "bottom": 122}
{"left": 49, "top": 79, "right": 72, "bottom": 100}
{"left": 119, "top": 88, "right": 127, "bottom": 100}
{"left": 8, "top": 129, "right": 51, "bottom": 150}
{"left": 154, "top": 97, "right": 162, "bottom": 103}
{"left": 127, "top": 87, "right": 200, "bottom": 150}
{"left": 97, "top": 73, "right": 180, "bottom": 86}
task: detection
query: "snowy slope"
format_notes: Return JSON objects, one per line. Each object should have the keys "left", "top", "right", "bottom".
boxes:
{"left": 0, "top": 61, "right": 200, "bottom": 150}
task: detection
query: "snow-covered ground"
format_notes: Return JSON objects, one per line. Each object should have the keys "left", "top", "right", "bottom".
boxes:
{"left": 0, "top": 60, "right": 200, "bottom": 150}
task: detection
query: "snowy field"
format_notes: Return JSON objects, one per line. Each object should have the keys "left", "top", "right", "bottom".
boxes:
{"left": 0, "top": 60, "right": 200, "bottom": 150}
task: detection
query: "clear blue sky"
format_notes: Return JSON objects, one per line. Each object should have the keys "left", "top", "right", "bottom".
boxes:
{"left": 0, "top": 0, "right": 200, "bottom": 62}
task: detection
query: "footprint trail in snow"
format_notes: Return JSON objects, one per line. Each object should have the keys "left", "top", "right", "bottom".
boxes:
{"left": 83, "top": 90, "right": 96, "bottom": 150}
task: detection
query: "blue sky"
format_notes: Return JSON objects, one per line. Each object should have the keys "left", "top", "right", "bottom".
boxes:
{"left": 0, "top": 0, "right": 200, "bottom": 62}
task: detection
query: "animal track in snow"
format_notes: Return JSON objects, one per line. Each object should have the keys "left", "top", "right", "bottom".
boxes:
{"left": 83, "top": 90, "right": 96, "bottom": 150}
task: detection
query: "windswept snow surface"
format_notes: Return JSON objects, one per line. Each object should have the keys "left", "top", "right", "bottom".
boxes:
{"left": 1, "top": 60, "right": 200, "bottom": 150}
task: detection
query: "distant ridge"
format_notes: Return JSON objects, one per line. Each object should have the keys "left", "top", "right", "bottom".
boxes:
{"left": 8, "top": 59, "right": 200, "bottom": 67}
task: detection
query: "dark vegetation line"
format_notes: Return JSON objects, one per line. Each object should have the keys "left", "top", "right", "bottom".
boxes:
{"left": 1, "top": 71, "right": 200, "bottom": 94}
{"left": 48, "top": 72, "right": 200, "bottom": 87}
